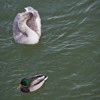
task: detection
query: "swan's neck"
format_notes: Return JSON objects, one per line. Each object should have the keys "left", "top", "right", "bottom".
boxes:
{"left": 18, "top": 18, "right": 39, "bottom": 44}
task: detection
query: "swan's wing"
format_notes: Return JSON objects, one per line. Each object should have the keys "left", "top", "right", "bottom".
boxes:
{"left": 13, "top": 13, "right": 29, "bottom": 43}
{"left": 13, "top": 14, "right": 21, "bottom": 36}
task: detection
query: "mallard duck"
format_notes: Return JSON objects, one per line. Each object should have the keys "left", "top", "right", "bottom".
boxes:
{"left": 13, "top": 6, "right": 41, "bottom": 44}
{"left": 18, "top": 75, "right": 48, "bottom": 93}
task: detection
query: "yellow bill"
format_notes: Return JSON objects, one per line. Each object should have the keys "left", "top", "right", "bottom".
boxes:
{"left": 17, "top": 84, "right": 22, "bottom": 89}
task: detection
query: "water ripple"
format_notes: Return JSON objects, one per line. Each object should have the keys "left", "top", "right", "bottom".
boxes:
{"left": 0, "top": 0, "right": 100, "bottom": 100}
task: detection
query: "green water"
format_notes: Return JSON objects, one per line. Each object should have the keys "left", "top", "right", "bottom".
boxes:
{"left": 0, "top": 0, "right": 100, "bottom": 100}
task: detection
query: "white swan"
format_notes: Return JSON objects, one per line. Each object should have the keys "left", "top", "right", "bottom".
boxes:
{"left": 13, "top": 6, "right": 41, "bottom": 44}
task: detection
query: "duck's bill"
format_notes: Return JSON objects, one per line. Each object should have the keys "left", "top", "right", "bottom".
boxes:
{"left": 17, "top": 84, "right": 22, "bottom": 89}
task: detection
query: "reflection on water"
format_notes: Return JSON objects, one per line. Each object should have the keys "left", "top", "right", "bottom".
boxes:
{"left": 0, "top": 0, "right": 100, "bottom": 100}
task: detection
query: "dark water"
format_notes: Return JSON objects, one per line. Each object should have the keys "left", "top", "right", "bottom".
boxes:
{"left": 0, "top": 0, "right": 100, "bottom": 100}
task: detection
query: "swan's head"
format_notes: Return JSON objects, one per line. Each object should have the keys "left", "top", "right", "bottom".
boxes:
{"left": 17, "top": 12, "right": 33, "bottom": 22}
{"left": 25, "top": 6, "right": 38, "bottom": 18}
{"left": 25, "top": 6, "right": 37, "bottom": 13}
{"left": 17, "top": 6, "right": 38, "bottom": 22}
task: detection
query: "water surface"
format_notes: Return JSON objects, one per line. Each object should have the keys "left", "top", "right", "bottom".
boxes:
{"left": 0, "top": 0, "right": 100, "bottom": 100}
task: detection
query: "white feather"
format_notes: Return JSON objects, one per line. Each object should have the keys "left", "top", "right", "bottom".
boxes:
{"left": 29, "top": 75, "right": 48, "bottom": 92}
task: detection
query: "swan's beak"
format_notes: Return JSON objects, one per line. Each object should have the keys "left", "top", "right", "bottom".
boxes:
{"left": 25, "top": 7, "right": 33, "bottom": 12}
{"left": 25, "top": 7, "right": 29, "bottom": 12}
{"left": 17, "top": 84, "right": 22, "bottom": 89}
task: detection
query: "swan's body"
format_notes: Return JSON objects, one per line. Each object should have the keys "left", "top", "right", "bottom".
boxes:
{"left": 18, "top": 74, "right": 48, "bottom": 93}
{"left": 13, "top": 6, "right": 41, "bottom": 44}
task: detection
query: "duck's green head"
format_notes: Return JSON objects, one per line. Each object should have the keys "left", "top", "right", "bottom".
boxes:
{"left": 20, "top": 78, "right": 30, "bottom": 86}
